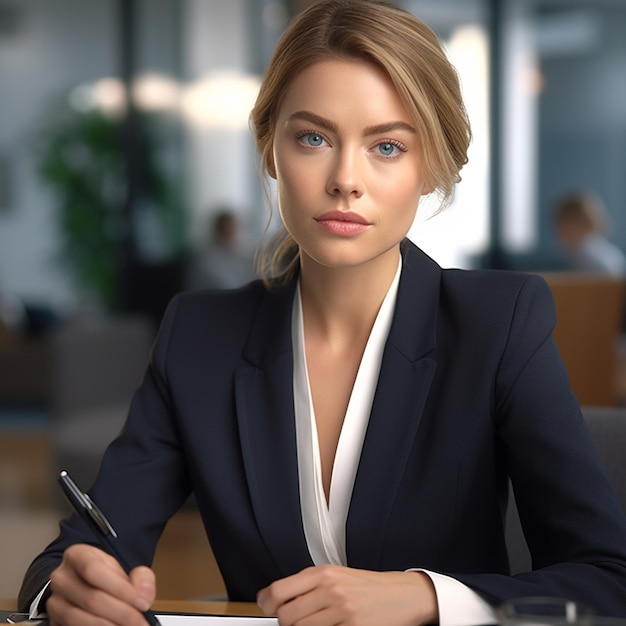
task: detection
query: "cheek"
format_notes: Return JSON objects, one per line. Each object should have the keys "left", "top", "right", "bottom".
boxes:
{"left": 275, "top": 156, "right": 316, "bottom": 213}
{"left": 275, "top": 172, "right": 302, "bottom": 232}
{"left": 383, "top": 179, "right": 423, "bottom": 226}
{"left": 382, "top": 171, "right": 424, "bottom": 207}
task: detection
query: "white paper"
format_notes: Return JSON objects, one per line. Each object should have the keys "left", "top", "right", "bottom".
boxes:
{"left": 156, "top": 614, "right": 278, "bottom": 625}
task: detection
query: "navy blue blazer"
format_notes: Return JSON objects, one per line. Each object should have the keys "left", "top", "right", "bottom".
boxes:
{"left": 19, "top": 240, "right": 626, "bottom": 616}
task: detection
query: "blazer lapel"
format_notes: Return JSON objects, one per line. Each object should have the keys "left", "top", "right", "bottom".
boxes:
{"left": 346, "top": 240, "right": 441, "bottom": 569}
{"left": 234, "top": 280, "right": 314, "bottom": 577}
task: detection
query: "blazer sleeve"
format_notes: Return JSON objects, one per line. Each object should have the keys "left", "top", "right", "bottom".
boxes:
{"left": 454, "top": 275, "right": 626, "bottom": 615}
{"left": 17, "top": 294, "right": 193, "bottom": 612}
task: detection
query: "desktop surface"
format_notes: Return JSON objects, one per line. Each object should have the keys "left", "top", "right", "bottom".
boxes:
{"left": 0, "top": 598, "right": 265, "bottom": 624}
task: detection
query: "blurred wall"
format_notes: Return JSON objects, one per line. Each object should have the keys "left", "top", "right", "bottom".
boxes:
{"left": 0, "top": 0, "right": 265, "bottom": 315}
{"left": 182, "top": 0, "right": 264, "bottom": 252}
{"left": 0, "top": 0, "right": 118, "bottom": 310}
{"left": 537, "top": 5, "right": 626, "bottom": 263}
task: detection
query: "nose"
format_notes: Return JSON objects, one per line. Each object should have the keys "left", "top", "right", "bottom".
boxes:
{"left": 326, "top": 148, "right": 364, "bottom": 198}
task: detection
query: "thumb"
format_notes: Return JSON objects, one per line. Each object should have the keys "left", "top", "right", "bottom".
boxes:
{"left": 130, "top": 566, "right": 157, "bottom": 610}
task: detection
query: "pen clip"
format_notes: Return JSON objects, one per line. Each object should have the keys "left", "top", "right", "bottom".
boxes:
{"left": 84, "top": 493, "right": 118, "bottom": 538}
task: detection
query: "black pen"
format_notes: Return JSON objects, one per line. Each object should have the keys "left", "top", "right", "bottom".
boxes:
{"left": 58, "top": 470, "right": 161, "bottom": 626}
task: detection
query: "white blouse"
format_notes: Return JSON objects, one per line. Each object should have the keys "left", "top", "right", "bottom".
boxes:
{"left": 292, "top": 259, "right": 401, "bottom": 565}
{"left": 291, "top": 258, "right": 496, "bottom": 626}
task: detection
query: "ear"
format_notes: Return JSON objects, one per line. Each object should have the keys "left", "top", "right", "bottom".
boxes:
{"left": 421, "top": 180, "right": 435, "bottom": 196}
{"left": 266, "top": 152, "right": 277, "bottom": 180}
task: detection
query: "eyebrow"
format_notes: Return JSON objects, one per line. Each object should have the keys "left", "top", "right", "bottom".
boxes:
{"left": 364, "top": 121, "right": 416, "bottom": 136}
{"left": 287, "top": 110, "right": 416, "bottom": 136}
{"left": 287, "top": 110, "right": 338, "bottom": 133}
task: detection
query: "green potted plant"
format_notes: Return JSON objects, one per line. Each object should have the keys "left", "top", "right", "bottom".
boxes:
{"left": 33, "top": 100, "right": 187, "bottom": 311}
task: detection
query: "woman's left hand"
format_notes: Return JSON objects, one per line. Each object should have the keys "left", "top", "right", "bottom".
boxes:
{"left": 256, "top": 564, "right": 438, "bottom": 626}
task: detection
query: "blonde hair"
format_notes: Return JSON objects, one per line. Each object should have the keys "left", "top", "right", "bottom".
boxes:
{"left": 250, "top": 0, "right": 472, "bottom": 283}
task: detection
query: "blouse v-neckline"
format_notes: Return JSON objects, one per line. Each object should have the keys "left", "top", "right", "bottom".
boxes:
{"left": 291, "top": 258, "right": 402, "bottom": 565}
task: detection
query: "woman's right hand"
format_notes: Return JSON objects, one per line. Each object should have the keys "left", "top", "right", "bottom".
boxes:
{"left": 46, "top": 543, "right": 156, "bottom": 626}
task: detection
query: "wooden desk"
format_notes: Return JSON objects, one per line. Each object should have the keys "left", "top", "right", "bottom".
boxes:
{"left": 0, "top": 597, "right": 264, "bottom": 623}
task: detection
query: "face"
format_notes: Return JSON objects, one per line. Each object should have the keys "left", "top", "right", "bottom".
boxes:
{"left": 556, "top": 218, "right": 588, "bottom": 249}
{"left": 271, "top": 59, "right": 430, "bottom": 275}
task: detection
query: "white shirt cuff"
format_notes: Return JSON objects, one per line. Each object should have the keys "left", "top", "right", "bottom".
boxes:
{"left": 408, "top": 569, "right": 497, "bottom": 626}
{"left": 28, "top": 580, "right": 51, "bottom": 619}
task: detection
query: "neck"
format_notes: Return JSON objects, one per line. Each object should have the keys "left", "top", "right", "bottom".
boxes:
{"left": 299, "top": 247, "right": 400, "bottom": 348}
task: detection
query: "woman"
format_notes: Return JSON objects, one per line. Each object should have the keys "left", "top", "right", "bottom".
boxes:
{"left": 19, "top": 1, "right": 626, "bottom": 625}
{"left": 553, "top": 190, "right": 626, "bottom": 277}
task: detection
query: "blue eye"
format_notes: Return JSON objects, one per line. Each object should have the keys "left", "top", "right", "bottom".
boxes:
{"left": 377, "top": 142, "right": 398, "bottom": 156}
{"left": 300, "top": 132, "right": 325, "bottom": 147}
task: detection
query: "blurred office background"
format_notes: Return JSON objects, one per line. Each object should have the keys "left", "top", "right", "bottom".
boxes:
{"left": 1, "top": 0, "right": 625, "bottom": 601}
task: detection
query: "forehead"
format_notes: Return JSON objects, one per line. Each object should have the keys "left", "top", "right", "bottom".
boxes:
{"left": 276, "top": 58, "right": 412, "bottom": 125}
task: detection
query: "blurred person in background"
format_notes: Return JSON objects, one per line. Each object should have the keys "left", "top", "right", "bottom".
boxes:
{"left": 187, "top": 208, "right": 257, "bottom": 290}
{"left": 553, "top": 190, "right": 626, "bottom": 277}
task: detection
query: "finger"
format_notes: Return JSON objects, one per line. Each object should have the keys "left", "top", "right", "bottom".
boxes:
{"left": 51, "top": 546, "right": 153, "bottom": 624}
{"left": 129, "top": 566, "right": 157, "bottom": 608}
{"left": 257, "top": 565, "right": 334, "bottom": 614}
{"left": 273, "top": 589, "right": 337, "bottom": 626}
{"left": 64, "top": 546, "right": 150, "bottom": 611}
{"left": 47, "top": 589, "right": 149, "bottom": 626}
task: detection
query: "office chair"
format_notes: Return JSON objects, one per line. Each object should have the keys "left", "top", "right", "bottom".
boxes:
{"left": 49, "top": 314, "right": 154, "bottom": 491}
{"left": 505, "top": 405, "right": 626, "bottom": 574}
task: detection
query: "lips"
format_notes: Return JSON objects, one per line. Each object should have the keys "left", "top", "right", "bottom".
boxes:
{"left": 314, "top": 210, "right": 371, "bottom": 236}
{"left": 315, "top": 210, "right": 370, "bottom": 224}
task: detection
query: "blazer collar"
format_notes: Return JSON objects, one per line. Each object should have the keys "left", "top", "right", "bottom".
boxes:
{"left": 388, "top": 238, "right": 441, "bottom": 361}
{"left": 241, "top": 279, "right": 296, "bottom": 368}
{"left": 347, "top": 239, "right": 442, "bottom": 568}
{"left": 235, "top": 239, "right": 442, "bottom": 574}
{"left": 235, "top": 278, "right": 312, "bottom": 577}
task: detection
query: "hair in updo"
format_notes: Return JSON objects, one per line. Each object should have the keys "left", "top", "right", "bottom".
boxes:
{"left": 250, "top": 0, "right": 471, "bottom": 282}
